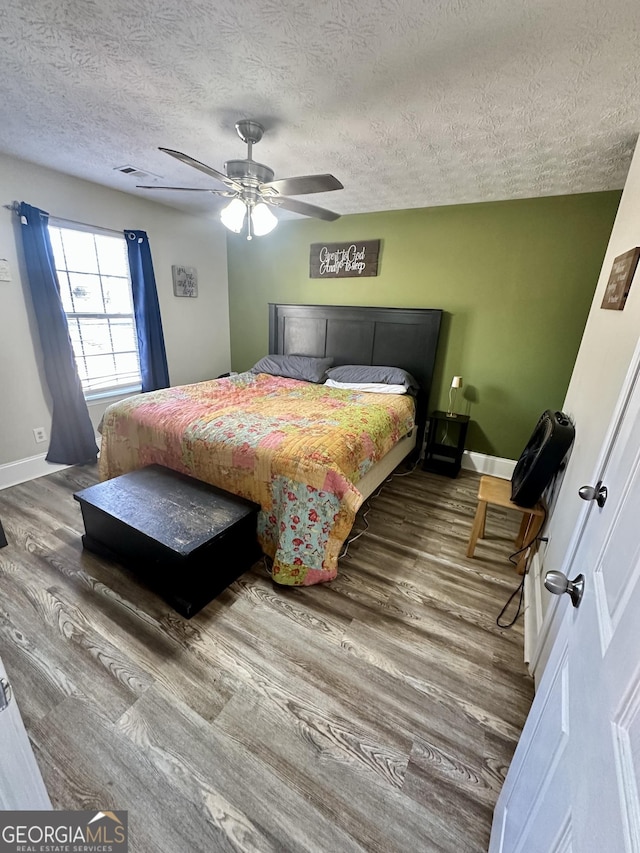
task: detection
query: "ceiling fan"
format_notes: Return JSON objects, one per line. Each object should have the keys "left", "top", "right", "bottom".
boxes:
{"left": 137, "top": 119, "right": 343, "bottom": 239}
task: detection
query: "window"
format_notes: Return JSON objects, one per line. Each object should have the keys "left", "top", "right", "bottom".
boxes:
{"left": 48, "top": 222, "right": 141, "bottom": 397}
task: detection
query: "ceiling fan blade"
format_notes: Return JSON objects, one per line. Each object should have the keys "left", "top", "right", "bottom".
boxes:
{"left": 159, "top": 148, "right": 243, "bottom": 191}
{"left": 260, "top": 174, "right": 343, "bottom": 196}
{"left": 136, "top": 185, "right": 231, "bottom": 195}
{"left": 267, "top": 196, "right": 341, "bottom": 221}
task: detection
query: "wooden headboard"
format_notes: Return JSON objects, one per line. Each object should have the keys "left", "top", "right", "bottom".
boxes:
{"left": 268, "top": 303, "right": 443, "bottom": 453}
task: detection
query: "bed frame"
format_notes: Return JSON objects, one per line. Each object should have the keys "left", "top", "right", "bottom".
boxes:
{"left": 269, "top": 303, "right": 443, "bottom": 491}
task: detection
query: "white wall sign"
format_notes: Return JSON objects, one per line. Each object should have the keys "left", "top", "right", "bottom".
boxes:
{"left": 0, "top": 259, "right": 12, "bottom": 282}
{"left": 172, "top": 265, "right": 198, "bottom": 297}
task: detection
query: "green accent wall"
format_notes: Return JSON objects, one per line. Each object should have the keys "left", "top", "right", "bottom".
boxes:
{"left": 228, "top": 191, "right": 620, "bottom": 459}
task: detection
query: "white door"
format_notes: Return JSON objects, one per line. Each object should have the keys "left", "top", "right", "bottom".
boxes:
{"left": 490, "top": 350, "right": 640, "bottom": 852}
{"left": 0, "top": 655, "right": 51, "bottom": 809}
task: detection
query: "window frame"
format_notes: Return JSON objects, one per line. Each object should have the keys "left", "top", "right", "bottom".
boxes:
{"left": 48, "top": 218, "right": 142, "bottom": 401}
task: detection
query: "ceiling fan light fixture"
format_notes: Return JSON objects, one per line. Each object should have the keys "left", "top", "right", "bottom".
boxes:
{"left": 150, "top": 122, "right": 342, "bottom": 230}
{"left": 220, "top": 197, "right": 246, "bottom": 233}
{"left": 251, "top": 202, "right": 278, "bottom": 236}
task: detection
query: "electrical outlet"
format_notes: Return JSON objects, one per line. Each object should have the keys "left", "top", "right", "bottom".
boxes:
{"left": 33, "top": 427, "right": 47, "bottom": 443}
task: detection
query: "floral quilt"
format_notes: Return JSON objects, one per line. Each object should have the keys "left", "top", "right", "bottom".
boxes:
{"left": 99, "top": 372, "right": 415, "bottom": 586}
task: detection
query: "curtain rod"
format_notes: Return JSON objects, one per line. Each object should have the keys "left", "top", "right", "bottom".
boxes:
{"left": 48, "top": 215, "right": 123, "bottom": 237}
{"left": 4, "top": 203, "right": 122, "bottom": 237}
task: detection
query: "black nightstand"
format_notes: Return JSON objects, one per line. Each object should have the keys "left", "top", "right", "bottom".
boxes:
{"left": 423, "top": 410, "right": 470, "bottom": 478}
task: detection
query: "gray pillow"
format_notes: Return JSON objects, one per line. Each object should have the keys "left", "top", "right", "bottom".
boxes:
{"left": 326, "top": 364, "right": 419, "bottom": 391}
{"left": 251, "top": 354, "right": 334, "bottom": 383}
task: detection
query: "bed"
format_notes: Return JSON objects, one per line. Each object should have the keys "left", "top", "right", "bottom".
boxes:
{"left": 99, "top": 303, "right": 442, "bottom": 586}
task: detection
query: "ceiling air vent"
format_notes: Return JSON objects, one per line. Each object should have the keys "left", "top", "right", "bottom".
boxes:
{"left": 114, "top": 165, "right": 162, "bottom": 180}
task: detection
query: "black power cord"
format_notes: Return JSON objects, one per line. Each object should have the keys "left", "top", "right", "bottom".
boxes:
{"left": 496, "top": 505, "right": 547, "bottom": 629}
{"left": 340, "top": 455, "right": 420, "bottom": 560}
{"left": 262, "top": 454, "right": 421, "bottom": 572}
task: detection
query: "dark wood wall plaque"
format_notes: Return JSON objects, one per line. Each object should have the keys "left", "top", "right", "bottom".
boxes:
{"left": 309, "top": 240, "right": 380, "bottom": 278}
{"left": 601, "top": 247, "right": 640, "bottom": 311}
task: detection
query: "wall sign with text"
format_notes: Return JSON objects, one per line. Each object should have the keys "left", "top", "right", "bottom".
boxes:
{"left": 601, "top": 247, "right": 640, "bottom": 311}
{"left": 309, "top": 240, "right": 380, "bottom": 278}
{"left": 172, "top": 265, "right": 198, "bottom": 297}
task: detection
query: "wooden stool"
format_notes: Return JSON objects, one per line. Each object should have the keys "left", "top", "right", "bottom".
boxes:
{"left": 467, "top": 475, "right": 545, "bottom": 574}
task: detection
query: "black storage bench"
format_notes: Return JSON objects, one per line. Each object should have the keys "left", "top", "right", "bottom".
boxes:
{"left": 74, "top": 465, "right": 261, "bottom": 618}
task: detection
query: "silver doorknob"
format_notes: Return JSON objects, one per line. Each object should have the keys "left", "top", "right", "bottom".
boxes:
{"left": 578, "top": 481, "right": 607, "bottom": 508}
{"left": 544, "top": 571, "right": 585, "bottom": 608}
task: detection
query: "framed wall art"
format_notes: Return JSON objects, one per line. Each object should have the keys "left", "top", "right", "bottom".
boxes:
{"left": 601, "top": 248, "right": 640, "bottom": 311}
{"left": 309, "top": 240, "right": 380, "bottom": 278}
{"left": 172, "top": 265, "right": 198, "bottom": 297}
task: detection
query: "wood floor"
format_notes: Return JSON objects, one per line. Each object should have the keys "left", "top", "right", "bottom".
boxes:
{"left": 0, "top": 464, "right": 533, "bottom": 852}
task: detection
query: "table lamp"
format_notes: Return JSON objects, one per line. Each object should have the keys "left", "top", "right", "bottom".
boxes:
{"left": 447, "top": 376, "right": 463, "bottom": 417}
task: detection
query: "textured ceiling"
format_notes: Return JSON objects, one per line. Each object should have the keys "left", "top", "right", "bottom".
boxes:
{"left": 1, "top": 0, "right": 639, "bottom": 221}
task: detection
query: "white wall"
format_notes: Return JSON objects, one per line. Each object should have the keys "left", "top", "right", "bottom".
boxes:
{"left": 529, "top": 140, "right": 640, "bottom": 676}
{"left": 0, "top": 152, "right": 230, "bottom": 475}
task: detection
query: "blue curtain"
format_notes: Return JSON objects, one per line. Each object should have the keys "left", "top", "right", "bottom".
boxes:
{"left": 18, "top": 202, "right": 99, "bottom": 465}
{"left": 124, "top": 230, "right": 170, "bottom": 392}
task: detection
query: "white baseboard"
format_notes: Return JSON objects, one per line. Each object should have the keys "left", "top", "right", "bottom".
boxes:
{"left": 461, "top": 450, "right": 517, "bottom": 479}
{"left": 523, "top": 549, "right": 544, "bottom": 671}
{"left": 0, "top": 454, "right": 70, "bottom": 490}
